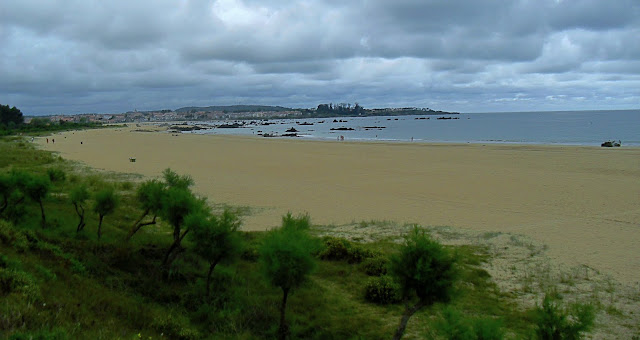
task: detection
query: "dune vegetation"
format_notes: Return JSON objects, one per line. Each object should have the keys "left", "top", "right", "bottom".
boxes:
{"left": 0, "top": 135, "right": 602, "bottom": 339}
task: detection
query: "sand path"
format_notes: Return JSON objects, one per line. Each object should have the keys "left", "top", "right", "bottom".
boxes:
{"left": 40, "top": 127, "right": 640, "bottom": 283}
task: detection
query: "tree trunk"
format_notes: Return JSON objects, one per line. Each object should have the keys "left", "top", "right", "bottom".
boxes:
{"left": 392, "top": 300, "right": 426, "bottom": 340}
{"left": 0, "top": 196, "right": 7, "bottom": 213}
{"left": 205, "top": 259, "right": 220, "bottom": 298}
{"left": 97, "top": 214, "right": 104, "bottom": 240}
{"left": 162, "top": 228, "right": 190, "bottom": 266}
{"left": 74, "top": 203, "right": 85, "bottom": 232}
{"left": 279, "top": 287, "right": 290, "bottom": 340}
{"left": 38, "top": 199, "right": 46, "bottom": 229}
{"left": 126, "top": 209, "right": 150, "bottom": 241}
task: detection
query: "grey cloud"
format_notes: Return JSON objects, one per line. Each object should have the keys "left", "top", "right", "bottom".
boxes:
{"left": 1, "top": 0, "right": 639, "bottom": 115}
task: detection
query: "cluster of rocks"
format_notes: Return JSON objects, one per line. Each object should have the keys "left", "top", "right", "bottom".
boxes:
{"left": 601, "top": 140, "right": 621, "bottom": 147}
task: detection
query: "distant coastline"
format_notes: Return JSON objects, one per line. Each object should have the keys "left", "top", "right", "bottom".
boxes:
{"left": 25, "top": 103, "right": 458, "bottom": 125}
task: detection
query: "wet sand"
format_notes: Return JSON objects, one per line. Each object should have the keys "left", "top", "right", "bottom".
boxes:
{"left": 39, "top": 126, "right": 640, "bottom": 284}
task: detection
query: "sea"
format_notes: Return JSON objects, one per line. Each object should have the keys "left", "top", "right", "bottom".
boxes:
{"left": 187, "top": 109, "right": 640, "bottom": 146}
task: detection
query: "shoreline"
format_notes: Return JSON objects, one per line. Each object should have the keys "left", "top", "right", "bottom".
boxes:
{"left": 39, "top": 126, "right": 640, "bottom": 284}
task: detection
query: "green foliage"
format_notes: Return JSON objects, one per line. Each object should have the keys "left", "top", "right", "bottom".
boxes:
{"left": 187, "top": 209, "right": 242, "bottom": 296}
{"left": 390, "top": 226, "right": 458, "bottom": 304}
{"left": 161, "top": 187, "right": 198, "bottom": 232}
{"left": 361, "top": 255, "right": 389, "bottom": 276}
{"left": 260, "top": 214, "right": 318, "bottom": 338}
{"left": 93, "top": 186, "right": 118, "bottom": 216}
{"left": 0, "top": 267, "right": 41, "bottom": 302}
{"left": 46, "top": 167, "right": 66, "bottom": 183}
{"left": 151, "top": 310, "right": 200, "bottom": 340}
{"left": 0, "top": 104, "right": 24, "bottom": 128}
{"left": 436, "top": 307, "right": 505, "bottom": 340}
{"left": 534, "top": 294, "right": 595, "bottom": 340}
{"left": 136, "top": 179, "right": 165, "bottom": 213}
{"left": 0, "top": 220, "right": 30, "bottom": 252}
{"left": 260, "top": 215, "right": 317, "bottom": 292}
{"left": 318, "top": 236, "right": 376, "bottom": 263}
{"left": 70, "top": 184, "right": 89, "bottom": 205}
{"left": 364, "top": 275, "right": 401, "bottom": 304}
{"left": 162, "top": 168, "right": 194, "bottom": 189}
{"left": 93, "top": 186, "right": 118, "bottom": 239}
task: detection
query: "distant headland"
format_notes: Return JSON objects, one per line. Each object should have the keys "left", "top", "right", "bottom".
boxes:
{"left": 28, "top": 103, "right": 458, "bottom": 124}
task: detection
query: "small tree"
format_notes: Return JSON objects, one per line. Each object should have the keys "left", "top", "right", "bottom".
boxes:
{"left": 24, "top": 175, "right": 51, "bottom": 229}
{"left": 161, "top": 187, "right": 206, "bottom": 268}
{"left": 93, "top": 187, "right": 118, "bottom": 239}
{"left": 70, "top": 184, "right": 89, "bottom": 232}
{"left": 260, "top": 213, "right": 317, "bottom": 340}
{"left": 187, "top": 209, "right": 242, "bottom": 297}
{"left": 389, "top": 227, "right": 458, "bottom": 340}
{"left": 127, "top": 179, "right": 165, "bottom": 241}
{"left": 0, "top": 171, "right": 30, "bottom": 222}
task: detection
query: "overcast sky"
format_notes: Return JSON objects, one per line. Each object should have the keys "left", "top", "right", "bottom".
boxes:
{"left": 1, "top": 0, "right": 639, "bottom": 115}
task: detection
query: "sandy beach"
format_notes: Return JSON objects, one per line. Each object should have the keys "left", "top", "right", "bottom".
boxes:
{"left": 39, "top": 126, "right": 640, "bottom": 284}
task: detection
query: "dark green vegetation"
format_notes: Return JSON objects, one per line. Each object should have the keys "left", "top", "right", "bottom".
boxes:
{"left": 0, "top": 137, "right": 596, "bottom": 339}
{"left": 0, "top": 103, "right": 104, "bottom": 136}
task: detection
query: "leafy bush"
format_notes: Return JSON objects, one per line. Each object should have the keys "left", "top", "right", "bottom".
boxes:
{"left": 46, "top": 168, "right": 66, "bottom": 182}
{"left": 0, "top": 268, "right": 41, "bottom": 302}
{"left": 241, "top": 246, "right": 259, "bottom": 262}
{"left": 436, "top": 307, "right": 504, "bottom": 340}
{"left": 361, "top": 256, "right": 388, "bottom": 276}
{"left": 364, "top": 275, "right": 401, "bottom": 304}
{"left": 534, "top": 294, "right": 595, "bottom": 340}
{"left": 0, "top": 220, "right": 29, "bottom": 252}
{"left": 151, "top": 311, "right": 200, "bottom": 340}
{"left": 318, "top": 236, "right": 376, "bottom": 263}
{"left": 318, "top": 237, "right": 350, "bottom": 260}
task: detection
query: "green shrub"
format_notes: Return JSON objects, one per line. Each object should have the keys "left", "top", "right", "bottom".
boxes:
{"left": 474, "top": 318, "right": 504, "bottom": 340}
{"left": 534, "top": 294, "right": 595, "bottom": 340}
{"left": 0, "top": 220, "right": 29, "bottom": 252}
{"left": 318, "top": 236, "right": 350, "bottom": 261}
{"left": 364, "top": 275, "right": 401, "bottom": 304}
{"left": 46, "top": 168, "right": 66, "bottom": 182}
{"left": 0, "top": 268, "right": 41, "bottom": 302}
{"left": 151, "top": 311, "right": 200, "bottom": 340}
{"left": 241, "top": 246, "right": 259, "bottom": 262}
{"left": 318, "top": 236, "right": 376, "bottom": 263}
{"left": 361, "top": 256, "right": 388, "bottom": 276}
{"left": 436, "top": 307, "right": 505, "bottom": 340}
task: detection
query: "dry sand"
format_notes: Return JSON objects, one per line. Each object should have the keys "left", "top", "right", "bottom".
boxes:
{"left": 39, "top": 126, "right": 640, "bottom": 285}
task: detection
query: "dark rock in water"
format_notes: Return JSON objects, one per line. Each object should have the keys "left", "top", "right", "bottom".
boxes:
{"left": 330, "top": 127, "right": 355, "bottom": 131}
{"left": 282, "top": 133, "right": 298, "bottom": 137}
{"left": 363, "top": 126, "right": 386, "bottom": 129}
{"left": 218, "top": 123, "right": 242, "bottom": 128}
{"left": 286, "top": 127, "right": 298, "bottom": 132}
{"left": 170, "top": 125, "right": 207, "bottom": 131}
{"left": 601, "top": 140, "right": 621, "bottom": 147}
{"left": 333, "top": 119, "right": 339, "bottom": 122}
{"left": 298, "top": 122, "right": 313, "bottom": 126}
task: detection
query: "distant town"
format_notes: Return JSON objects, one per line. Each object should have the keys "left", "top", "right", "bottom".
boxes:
{"left": 25, "top": 104, "right": 458, "bottom": 124}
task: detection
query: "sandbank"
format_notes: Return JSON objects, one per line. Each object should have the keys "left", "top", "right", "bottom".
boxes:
{"left": 39, "top": 126, "right": 640, "bottom": 284}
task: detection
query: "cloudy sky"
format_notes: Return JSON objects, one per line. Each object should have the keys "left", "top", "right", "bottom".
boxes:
{"left": 1, "top": 0, "right": 639, "bottom": 115}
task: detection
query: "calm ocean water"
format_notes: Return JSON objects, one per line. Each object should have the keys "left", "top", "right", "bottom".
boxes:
{"left": 191, "top": 109, "right": 640, "bottom": 146}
